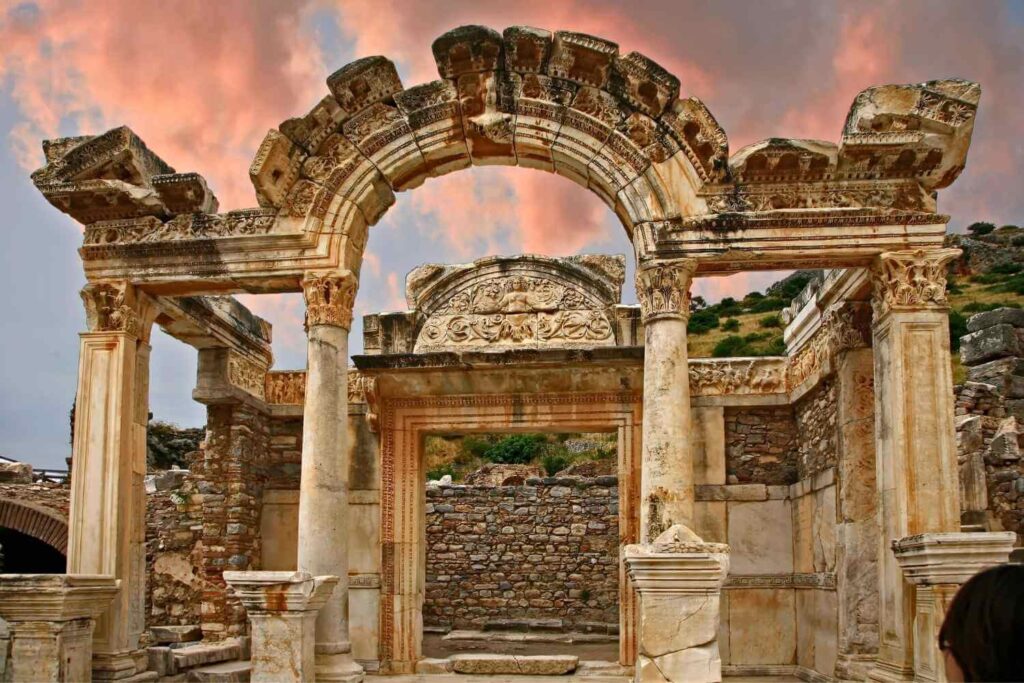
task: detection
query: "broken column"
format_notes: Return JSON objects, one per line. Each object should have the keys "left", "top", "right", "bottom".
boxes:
{"left": 623, "top": 525, "right": 729, "bottom": 683}
{"left": 224, "top": 571, "right": 339, "bottom": 683}
{"left": 868, "top": 249, "right": 964, "bottom": 682}
{"left": 0, "top": 575, "right": 120, "bottom": 682}
{"left": 635, "top": 259, "right": 698, "bottom": 541}
{"left": 892, "top": 532, "right": 1016, "bottom": 683}
{"left": 297, "top": 271, "right": 364, "bottom": 682}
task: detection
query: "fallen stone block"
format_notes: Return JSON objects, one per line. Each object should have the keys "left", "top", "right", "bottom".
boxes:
{"left": 150, "top": 625, "right": 202, "bottom": 645}
{"left": 185, "top": 660, "right": 251, "bottom": 683}
{"left": 960, "top": 324, "right": 1022, "bottom": 365}
{"left": 966, "top": 307, "right": 1024, "bottom": 333}
{"left": 172, "top": 640, "right": 242, "bottom": 671}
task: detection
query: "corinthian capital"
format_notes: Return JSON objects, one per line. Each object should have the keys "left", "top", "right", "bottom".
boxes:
{"left": 870, "top": 248, "right": 961, "bottom": 319}
{"left": 635, "top": 260, "right": 697, "bottom": 323}
{"left": 303, "top": 270, "right": 358, "bottom": 330}
{"left": 81, "top": 282, "right": 149, "bottom": 338}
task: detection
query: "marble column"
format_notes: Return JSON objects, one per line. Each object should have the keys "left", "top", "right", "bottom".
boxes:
{"left": 70, "top": 282, "right": 156, "bottom": 680}
{"left": 867, "top": 249, "right": 963, "bottom": 682}
{"left": 297, "top": 271, "right": 364, "bottom": 683}
{"left": 624, "top": 525, "right": 730, "bottom": 683}
{"left": 636, "top": 259, "right": 698, "bottom": 542}
{"left": 224, "top": 571, "right": 339, "bottom": 683}
{"left": 892, "top": 532, "right": 1016, "bottom": 683}
{"left": 0, "top": 575, "right": 120, "bottom": 683}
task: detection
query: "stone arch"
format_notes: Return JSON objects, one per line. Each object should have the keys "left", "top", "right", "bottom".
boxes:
{"left": 0, "top": 498, "right": 68, "bottom": 555}
{"left": 248, "top": 24, "right": 729, "bottom": 275}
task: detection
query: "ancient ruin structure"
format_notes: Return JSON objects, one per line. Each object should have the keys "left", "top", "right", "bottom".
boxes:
{"left": 0, "top": 22, "right": 1019, "bottom": 683}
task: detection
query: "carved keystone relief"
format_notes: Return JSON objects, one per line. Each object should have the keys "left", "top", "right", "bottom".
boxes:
{"left": 408, "top": 255, "right": 625, "bottom": 352}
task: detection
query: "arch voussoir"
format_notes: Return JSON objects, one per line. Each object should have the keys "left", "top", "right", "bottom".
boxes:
{"left": 0, "top": 498, "right": 68, "bottom": 554}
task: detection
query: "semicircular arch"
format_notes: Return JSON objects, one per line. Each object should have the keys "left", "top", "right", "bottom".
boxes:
{"left": 0, "top": 498, "right": 68, "bottom": 555}
{"left": 249, "top": 25, "right": 729, "bottom": 275}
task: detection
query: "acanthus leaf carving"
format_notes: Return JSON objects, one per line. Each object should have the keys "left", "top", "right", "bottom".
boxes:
{"left": 870, "top": 248, "right": 961, "bottom": 319}
{"left": 303, "top": 270, "right": 359, "bottom": 330}
{"left": 81, "top": 282, "right": 143, "bottom": 337}
{"left": 635, "top": 260, "right": 696, "bottom": 323}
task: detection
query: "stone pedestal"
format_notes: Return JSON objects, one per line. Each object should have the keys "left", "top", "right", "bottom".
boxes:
{"left": 70, "top": 283, "right": 157, "bottom": 680}
{"left": 297, "top": 272, "right": 364, "bottom": 682}
{"left": 891, "top": 532, "right": 1016, "bottom": 683}
{"left": 635, "top": 260, "right": 697, "bottom": 542}
{"left": 624, "top": 525, "right": 730, "bottom": 683}
{"left": 868, "top": 249, "right": 963, "bottom": 682}
{"left": 0, "top": 574, "right": 120, "bottom": 682}
{"left": 224, "top": 571, "right": 339, "bottom": 683}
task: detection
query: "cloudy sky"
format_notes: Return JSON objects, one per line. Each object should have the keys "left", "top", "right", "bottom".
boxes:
{"left": 1, "top": 0, "right": 1022, "bottom": 467}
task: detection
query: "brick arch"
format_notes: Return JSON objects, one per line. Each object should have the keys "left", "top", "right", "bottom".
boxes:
{"left": 248, "top": 24, "right": 729, "bottom": 275}
{"left": 0, "top": 498, "right": 68, "bottom": 555}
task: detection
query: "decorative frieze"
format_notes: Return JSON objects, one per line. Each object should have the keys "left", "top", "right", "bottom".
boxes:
{"left": 870, "top": 248, "right": 961, "bottom": 318}
{"left": 265, "top": 371, "right": 306, "bottom": 405}
{"left": 227, "top": 352, "right": 267, "bottom": 400}
{"left": 787, "top": 302, "right": 871, "bottom": 389}
{"left": 302, "top": 270, "right": 358, "bottom": 330}
{"left": 689, "top": 358, "right": 786, "bottom": 396}
{"left": 634, "top": 260, "right": 696, "bottom": 323}
{"left": 83, "top": 209, "right": 275, "bottom": 245}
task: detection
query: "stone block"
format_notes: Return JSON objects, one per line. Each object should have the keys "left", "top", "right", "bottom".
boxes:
{"left": 172, "top": 640, "right": 242, "bottom": 670}
{"left": 727, "top": 500, "right": 793, "bottom": 574}
{"left": 414, "top": 658, "right": 452, "bottom": 674}
{"left": 960, "top": 324, "right": 1022, "bottom": 365}
{"left": 185, "top": 660, "right": 251, "bottom": 682}
{"left": 0, "top": 461, "right": 32, "bottom": 483}
{"left": 966, "top": 307, "right": 1024, "bottom": 332}
{"left": 728, "top": 588, "right": 796, "bottom": 665}
{"left": 449, "top": 653, "right": 577, "bottom": 674}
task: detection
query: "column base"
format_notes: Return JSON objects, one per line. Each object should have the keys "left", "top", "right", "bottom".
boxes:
{"left": 624, "top": 525, "right": 730, "bottom": 683}
{"left": 867, "top": 660, "right": 916, "bottom": 682}
{"left": 316, "top": 652, "right": 365, "bottom": 683}
{"left": 834, "top": 653, "right": 877, "bottom": 682}
{"left": 91, "top": 650, "right": 150, "bottom": 681}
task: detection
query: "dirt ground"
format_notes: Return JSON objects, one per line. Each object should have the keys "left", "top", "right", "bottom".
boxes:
{"left": 421, "top": 633, "right": 619, "bottom": 661}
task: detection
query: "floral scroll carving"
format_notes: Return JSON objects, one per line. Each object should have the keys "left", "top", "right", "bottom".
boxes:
{"left": 870, "top": 248, "right": 961, "bottom": 318}
{"left": 787, "top": 302, "right": 871, "bottom": 388}
{"left": 303, "top": 270, "right": 358, "bottom": 329}
{"left": 634, "top": 260, "right": 696, "bottom": 323}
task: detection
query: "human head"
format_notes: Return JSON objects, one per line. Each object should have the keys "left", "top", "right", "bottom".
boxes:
{"left": 938, "top": 563, "right": 1024, "bottom": 682}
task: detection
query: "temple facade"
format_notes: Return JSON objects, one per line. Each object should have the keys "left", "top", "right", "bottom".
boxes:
{"left": 0, "top": 23, "right": 1018, "bottom": 683}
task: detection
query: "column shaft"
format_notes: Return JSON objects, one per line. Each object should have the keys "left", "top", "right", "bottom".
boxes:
{"left": 636, "top": 260, "right": 696, "bottom": 542}
{"left": 297, "top": 271, "right": 363, "bottom": 682}
{"left": 868, "top": 249, "right": 962, "bottom": 681}
{"left": 68, "top": 283, "right": 153, "bottom": 679}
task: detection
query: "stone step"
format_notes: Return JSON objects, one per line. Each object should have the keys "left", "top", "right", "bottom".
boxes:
{"left": 450, "top": 654, "right": 578, "bottom": 675}
{"left": 151, "top": 625, "right": 203, "bottom": 645}
{"left": 185, "top": 660, "right": 251, "bottom": 683}
{"left": 171, "top": 639, "right": 244, "bottom": 672}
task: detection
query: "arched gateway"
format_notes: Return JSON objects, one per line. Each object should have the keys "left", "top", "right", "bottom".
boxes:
{"left": 2, "top": 22, "right": 1016, "bottom": 683}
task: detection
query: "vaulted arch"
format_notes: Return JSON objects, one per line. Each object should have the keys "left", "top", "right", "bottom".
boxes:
{"left": 0, "top": 498, "right": 68, "bottom": 555}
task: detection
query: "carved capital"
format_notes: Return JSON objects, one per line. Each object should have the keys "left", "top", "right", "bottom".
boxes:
{"left": 302, "top": 270, "right": 358, "bottom": 330}
{"left": 871, "top": 249, "right": 961, "bottom": 319}
{"left": 81, "top": 282, "right": 152, "bottom": 339}
{"left": 822, "top": 301, "right": 871, "bottom": 355}
{"left": 635, "top": 259, "right": 697, "bottom": 323}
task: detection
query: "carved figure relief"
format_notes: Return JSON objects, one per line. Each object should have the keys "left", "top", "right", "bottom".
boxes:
{"left": 227, "top": 353, "right": 267, "bottom": 400}
{"left": 689, "top": 359, "right": 787, "bottom": 396}
{"left": 417, "top": 273, "right": 614, "bottom": 350}
{"left": 265, "top": 371, "right": 306, "bottom": 405}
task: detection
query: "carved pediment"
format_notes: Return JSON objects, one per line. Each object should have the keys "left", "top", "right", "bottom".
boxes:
{"left": 406, "top": 254, "right": 625, "bottom": 353}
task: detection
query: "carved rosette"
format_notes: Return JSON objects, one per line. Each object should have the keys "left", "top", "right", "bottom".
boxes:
{"left": 634, "top": 260, "right": 696, "bottom": 323}
{"left": 871, "top": 249, "right": 961, "bottom": 319}
{"left": 302, "top": 270, "right": 358, "bottom": 330}
{"left": 81, "top": 282, "right": 145, "bottom": 338}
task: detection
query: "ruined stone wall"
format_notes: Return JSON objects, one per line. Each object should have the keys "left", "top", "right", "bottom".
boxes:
{"left": 794, "top": 377, "right": 839, "bottom": 480}
{"left": 0, "top": 482, "right": 69, "bottom": 517}
{"left": 725, "top": 407, "right": 799, "bottom": 485}
{"left": 956, "top": 309, "right": 1024, "bottom": 541}
{"left": 424, "top": 477, "right": 619, "bottom": 631}
{"left": 146, "top": 487, "right": 202, "bottom": 626}
{"left": 266, "top": 416, "right": 302, "bottom": 489}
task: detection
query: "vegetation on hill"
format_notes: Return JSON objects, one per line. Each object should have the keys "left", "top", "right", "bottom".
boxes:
{"left": 424, "top": 432, "right": 617, "bottom": 481}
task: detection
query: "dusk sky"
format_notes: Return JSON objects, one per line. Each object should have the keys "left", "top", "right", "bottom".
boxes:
{"left": 1, "top": 0, "right": 1022, "bottom": 467}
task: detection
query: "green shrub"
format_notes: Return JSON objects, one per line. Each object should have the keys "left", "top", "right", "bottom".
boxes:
{"left": 541, "top": 453, "right": 571, "bottom": 476}
{"left": 688, "top": 309, "right": 719, "bottom": 334}
{"left": 759, "top": 314, "right": 782, "bottom": 329}
{"left": 962, "top": 301, "right": 1021, "bottom": 313}
{"left": 967, "top": 221, "right": 996, "bottom": 236}
{"left": 711, "top": 335, "right": 747, "bottom": 357}
{"left": 716, "top": 297, "right": 742, "bottom": 317}
{"left": 747, "top": 296, "right": 788, "bottom": 313}
{"left": 462, "top": 435, "right": 493, "bottom": 459}
{"left": 484, "top": 434, "right": 545, "bottom": 464}
{"left": 711, "top": 332, "right": 785, "bottom": 358}
{"left": 426, "top": 463, "right": 456, "bottom": 481}
{"left": 722, "top": 318, "right": 740, "bottom": 332}
{"left": 989, "top": 262, "right": 1024, "bottom": 275}
{"left": 949, "top": 310, "right": 968, "bottom": 352}
{"left": 1012, "top": 236, "right": 1024, "bottom": 247}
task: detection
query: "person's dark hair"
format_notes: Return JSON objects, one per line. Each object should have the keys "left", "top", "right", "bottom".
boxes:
{"left": 938, "top": 563, "right": 1024, "bottom": 682}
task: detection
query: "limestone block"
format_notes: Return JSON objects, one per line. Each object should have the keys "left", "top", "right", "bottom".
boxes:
{"left": 0, "top": 460, "right": 33, "bottom": 483}
{"left": 638, "top": 642, "right": 720, "bottom": 683}
{"left": 965, "top": 306, "right": 1024, "bottom": 333}
{"left": 414, "top": 657, "right": 452, "bottom": 674}
{"left": 988, "top": 416, "right": 1022, "bottom": 461}
{"left": 449, "top": 653, "right": 577, "bottom": 675}
{"left": 965, "top": 357, "right": 1024, "bottom": 397}
{"left": 727, "top": 499, "right": 793, "bottom": 574}
{"left": 960, "top": 324, "right": 1022, "bottom": 365}
{"left": 727, "top": 589, "right": 796, "bottom": 666}
{"left": 149, "top": 624, "right": 202, "bottom": 644}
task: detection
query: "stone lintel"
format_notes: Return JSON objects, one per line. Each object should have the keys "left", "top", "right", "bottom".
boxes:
{"left": 891, "top": 531, "right": 1016, "bottom": 585}
{"left": 0, "top": 574, "right": 120, "bottom": 622}
{"left": 224, "top": 571, "right": 338, "bottom": 614}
